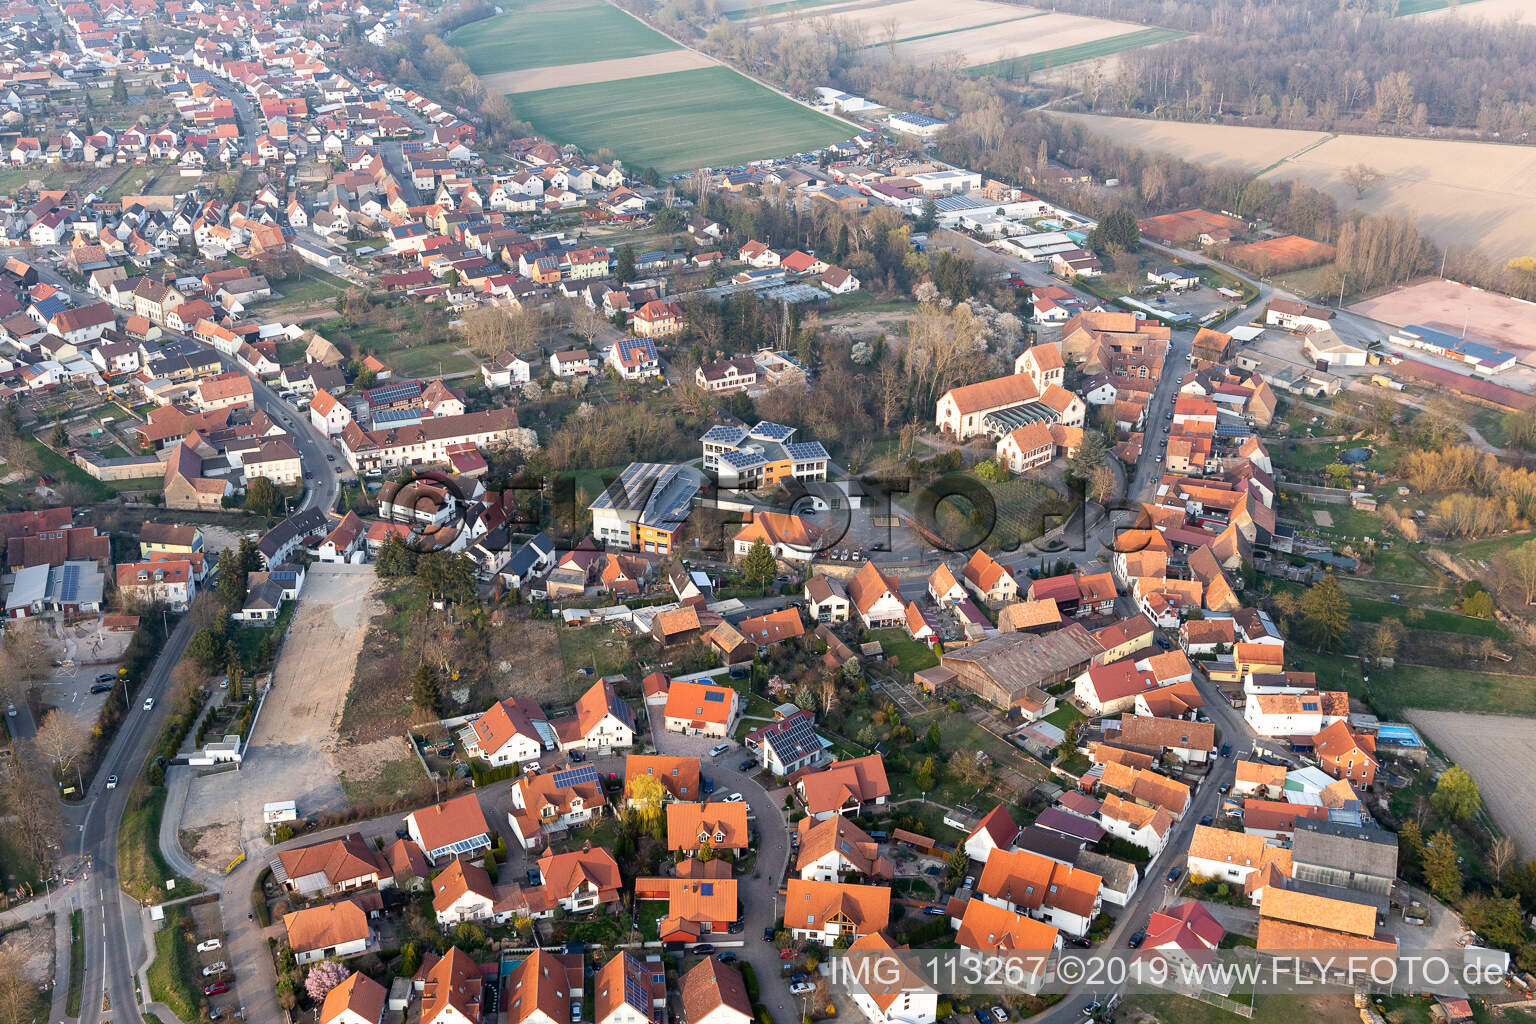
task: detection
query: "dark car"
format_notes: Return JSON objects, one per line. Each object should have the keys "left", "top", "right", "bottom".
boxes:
{"left": 716, "top": 953, "right": 737, "bottom": 964}
{"left": 692, "top": 944, "right": 714, "bottom": 955}
{"left": 90, "top": 683, "right": 113, "bottom": 694}
{"left": 738, "top": 759, "right": 756, "bottom": 772}
{"left": 923, "top": 905, "right": 946, "bottom": 916}
{"left": 326, "top": 454, "right": 335, "bottom": 462}
{"left": 96, "top": 673, "right": 115, "bottom": 683}
{"left": 1167, "top": 867, "right": 1182, "bottom": 883}
{"left": 764, "top": 927, "right": 777, "bottom": 942}
{"left": 395, "top": 827, "right": 409, "bottom": 840}
{"left": 702, "top": 775, "right": 715, "bottom": 794}
{"left": 204, "top": 983, "right": 230, "bottom": 996}
{"left": 569, "top": 750, "right": 585, "bottom": 763}
{"left": 1200, "top": 815, "right": 1213, "bottom": 827}
{"left": 1066, "top": 935, "right": 1092, "bottom": 948}
{"left": 1220, "top": 743, "right": 1232, "bottom": 757}
{"left": 791, "top": 973, "right": 808, "bottom": 985}
{"left": 527, "top": 869, "right": 541, "bottom": 886}
{"left": 1128, "top": 932, "right": 1146, "bottom": 949}
{"left": 976, "top": 1011, "right": 992, "bottom": 1024}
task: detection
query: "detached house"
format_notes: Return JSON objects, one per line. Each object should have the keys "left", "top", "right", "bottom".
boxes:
{"left": 405, "top": 793, "right": 491, "bottom": 864}
{"left": 508, "top": 767, "right": 607, "bottom": 851}
{"left": 663, "top": 679, "right": 739, "bottom": 738}
{"left": 462, "top": 697, "right": 549, "bottom": 767}
{"left": 795, "top": 754, "right": 890, "bottom": 821}
{"left": 608, "top": 336, "right": 660, "bottom": 380}
{"left": 283, "top": 899, "right": 374, "bottom": 965}
{"left": 275, "top": 832, "right": 391, "bottom": 899}
{"left": 535, "top": 847, "right": 622, "bottom": 913}
{"left": 784, "top": 879, "right": 890, "bottom": 945}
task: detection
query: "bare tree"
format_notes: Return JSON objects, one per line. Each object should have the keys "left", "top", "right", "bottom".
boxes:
{"left": 571, "top": 302, "right": 608, "bottom": 348}
{"left": 459, "top": 305, "right": 512, "bottom": 360}
{"left": 0, "top": 950, "right": 33, "bottom": 1024}
{"left": 33, "top": 710, "right": 87, "bottom": 777}
{"left": 1490, "top": 836, "right": 1516, "bottom": 887}
{"left": 0, "top": 741, "right": 63, "bottom": 867}
{"left": 1, "top": 618, "right": 51, "bottom": 693}
{"left": 1342, "top": 163, "right": 1384, "bottom": 198}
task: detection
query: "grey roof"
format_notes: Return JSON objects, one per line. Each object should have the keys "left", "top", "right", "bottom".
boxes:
{"left": 257, "top": 507, "right": 329, "bottom": 561}
{"left": 1011, "top": 824, "right": 1082, "bottom": 865}
{"left": 505, "top": 533, "right": 555, "bottom": 578}
{"left": 1291, "top": 819, "right": 1398, "bottom": 878}
{"left": 940, "top": 625, "right": 1102, "bottom": 698}
{"left": 1073, "top": 850, "right": 1138, "bottom": 893}
{"left": 589, "top": 462, "right": 705, "bottom": 531}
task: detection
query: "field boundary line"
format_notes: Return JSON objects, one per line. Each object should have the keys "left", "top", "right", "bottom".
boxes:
{"left": 603, "top": 0, "right": 867, "bottom": 133}
{"left": 864, "top": 11, "right": 1045, "bottom": 48}
{"left": 1254, "top": 131, "right": 1336, "bottom": 177}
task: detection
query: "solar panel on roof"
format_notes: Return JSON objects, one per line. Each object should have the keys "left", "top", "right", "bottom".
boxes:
{"left": 1302, "top": 701, "right": 1319, "bottom": 711}
{"left": 704, "top": 691, "right": 725, "bottom": 702}
{"left": 784, "top": 441, "right": 828, "bottom": 461}
{"left": 552, "top": 764, "right": 599, "bottom": 789}
{"left": 721, "top": 449, "right": 764, "bottom": 468}
{"left": 700, "top": 882, "right": 713, "bottom": 895}
{"left": 623, "top": 961, "right": 649, "bottom": 1010}
{"left": 749, "top": 421, "right": 794, "bottom": 441}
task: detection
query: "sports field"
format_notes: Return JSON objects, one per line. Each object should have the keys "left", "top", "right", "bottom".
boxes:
{"left": 1348, "top": 279, "right": 1536, "bottom": 357}
{"left": 1224, "top": 235, "right": 1336, "bottom": 274}
{"left": 512, "top": 66, "right": 852, "bottom": 173}
{"left": 448, "top": 2, "right": 679, "bottom": 76}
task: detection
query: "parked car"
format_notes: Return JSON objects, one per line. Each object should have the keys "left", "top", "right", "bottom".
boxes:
{"left": 701, "top": 776, "right": 714, "bottom": 794}
{"left": 96, "top": 673, "right": 115, "bottom": 683}
{"left": 924, "top": 866, "right": 942, "bottom": 876}
{"left": 709, "top": 742, "right": 730, "bottom": 758}
{"left": 723, "top": 792, "right": 744, "bottom": 803}
{"left": 524, "top": 761, "right": 541, "bottom": 774}
{"left": 90, "top": 683, "right": 112, "bottom": 694}
{"left": 202, "top": 963, "right": 226, "bottom": 977}
{"left": 790, "top": 983, "right": 815, "bottom": 996}
{"left": 1199, "top": 815, "right": 1213, "bottom": 827}
{"left": 105, "top": 775, "right": 118, "bottom": 789}
{"left": 1128, "top": 932, "right": 1145, "bottom": 948}
{"left": 716, "top": 952, "right": 736, "bottom": 964}
{"left": 692, "top": 944, "right": 714, "bottom": 955}
{"left": 1066, "top": 935, "right": 1092, "bottom": 949}
{"left": 569, "top": 750, "right": 585, "bottom": 763}
{"left": 1220, "top": 743, "right": 1232, "bottom": 757}
{"left": 764, "top": 927, "right": 777, "bottom": 942}
{"left": 738, "top": 758, "right": 756, "bottom": 772}
{"left": 991, "top": 1007, "right": 1010, "bottom": 1023}
{"left": 923, "top": 905, "right": 946, "bottom": 916}
{"left": 780, "top": 949, "right": 797, "bottom": 960}
{"left": 203, "top": 983, "right": 229, "bottom": 996}
{"left": 1167, "top": 867, "right": 1182, "bottom": 883}
{"left": 196, "top": 939, "right": 222, "bottom": 953}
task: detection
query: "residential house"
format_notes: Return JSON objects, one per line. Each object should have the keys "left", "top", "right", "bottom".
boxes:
{"left": 405, "top": 794, "right": 491, "bottom": 864}
{"left": 795, "top": 755, "right": 890, "bottom": 821}
{"left": 275, "top": 833, "right": 390, "bottom": 899}
{"left": 795, "top": 814, "right": 892, "bottom": 882}
{"left": 283, "top": 899, "right": 373, "bottom": 965}
{"left": 784, "top": 879, "right": 890, "bottom": 944}
{"left": 663, "top": 680, "right": 739, "bottom": 738}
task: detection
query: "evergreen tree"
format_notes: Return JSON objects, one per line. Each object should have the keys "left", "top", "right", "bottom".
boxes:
{"left": 741, "top": 539, "right": 777, "bottom": 590}
{"left": 246, "top": 477, "right": 281, "bottom": 518}
{"left": 615, "top": 245, "right": 636, "bottom": 284}
{"left": 111, "top": 73, "right": 127, "bottom": 104}
{"left": 375, "top": 534, "right": 418, "bottom": 577}
{"left": 50, "top": 419, "right": 67, "bottom": 449}
{"left": 215, "top": 549, "right": 247, "bottom": 610}
{"left": 1423, "top": 830, "right": 1462, "bottom": 901}
{"left": 1296, "top": 572, "right": 1351, "bottom": 651}
{"left": 411, "top": 662, "right": 440, "bottom": 713}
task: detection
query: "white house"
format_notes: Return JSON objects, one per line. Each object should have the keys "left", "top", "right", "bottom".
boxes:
{"left": 310, "top": 388, "right": 352, "bottom": 435}
{"left": 462, "top": 697, "right": 548, "bottom": 767}
{"left": 1097, "top": 794, "right": 1171, "bottom": 856}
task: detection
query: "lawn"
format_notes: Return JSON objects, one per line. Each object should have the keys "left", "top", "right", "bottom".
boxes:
{"left": 271, "top": 269, "right": 349, "bottom": 304}
{"left": 1346, "top": 593, "right": 1504, "bottom": 640}
{"left": 556, "top": 624, "right": 634, "bottom": 697}
{"left": 389, "top": 342, "right": 478, "bottom": 378}
{"left": 449, "top": 2, "right": 679, "bottom": 75}
{"left": 146, "top": 908, "right": 201, "bottom": 1024}
{"left": 117, "top": 781, "right": 202, "bottom": 903}
{"left": 67, "top": 910, "right": 84, "bottom": 1017}
{"left": 511, "top": 66, "right": 851, "bottom": 174}
{"left": 866, "top": 629, "right": 939, "bottom": 678}
{"left": 969, "top": 27, "right": 1187, "bottom": 78}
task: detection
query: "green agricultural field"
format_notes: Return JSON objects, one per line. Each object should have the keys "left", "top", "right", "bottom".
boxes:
{"left": 449, "top": 2, "right": 678, "bottom": 76}
{"left": 969, "top": 27, "right": 1187, "bottom": 78}
{"left": 511, "top": 66, "right": 851, "bottom": 174}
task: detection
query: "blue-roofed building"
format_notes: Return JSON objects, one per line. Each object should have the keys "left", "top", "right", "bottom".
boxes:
{"left": 1392, "top": 324, "right": 1519, "bottom": 374}
{"left": 698, "top": 420, "right": 830, "bottom": 489}
{"left": 370, "top": 405, "right": 423, "bottom": 428}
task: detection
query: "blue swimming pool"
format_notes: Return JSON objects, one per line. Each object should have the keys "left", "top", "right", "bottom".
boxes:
{"left": 1376, "top": 724, "right": 1422, "bottom": 746}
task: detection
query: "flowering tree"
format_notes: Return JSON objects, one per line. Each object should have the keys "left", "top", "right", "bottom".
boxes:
{"left": 305, "top": 960, "right": 350, "bottom": 1002}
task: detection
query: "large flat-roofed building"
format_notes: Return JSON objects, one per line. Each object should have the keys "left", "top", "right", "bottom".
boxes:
{"left": 1290, "top": 819, "right": 1398, "bottom": 897}
{"left": 589, "top": 462, "right": 706, "bottom": 555}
